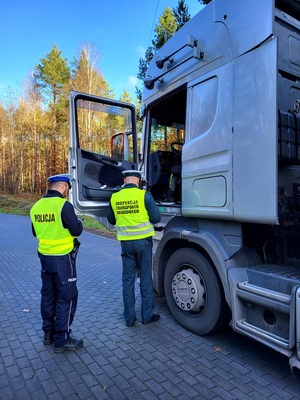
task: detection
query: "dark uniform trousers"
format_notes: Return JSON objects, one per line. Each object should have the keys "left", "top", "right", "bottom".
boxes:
{"left": 39, "top": 253, "right": 78, "bottom": 347}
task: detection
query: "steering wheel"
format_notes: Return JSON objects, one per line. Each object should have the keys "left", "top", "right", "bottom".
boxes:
{"left": 170, "top": 142, "right": 183, "bottom": 163}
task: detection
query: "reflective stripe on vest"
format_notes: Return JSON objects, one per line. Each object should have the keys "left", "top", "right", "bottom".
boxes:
{"left": 30, "top": 197, "right": 75, "bottom": 255}
{"left": 116, "top": 221, "right": 154, "bottom": 239}
{"left": 111, "top": 187, "right": 155, "bottom": 241}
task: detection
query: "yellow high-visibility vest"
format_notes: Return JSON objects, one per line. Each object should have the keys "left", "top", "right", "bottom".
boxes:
{"left": 30, "top": 197, "right": 75, "bottom": 255}
{"left": 111, "top": 187, "right": 155, "bottom": 241}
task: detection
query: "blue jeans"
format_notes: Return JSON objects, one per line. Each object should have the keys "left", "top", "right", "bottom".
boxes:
{"left": 120, "top": 238, "right": 154, "bottom": 324}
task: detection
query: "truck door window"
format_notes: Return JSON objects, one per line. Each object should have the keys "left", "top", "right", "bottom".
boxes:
{"left": 70, "top": 94, "right": 137, "bottom": 212}
{"left": 76, "top": 98, "right": 133, "bottom": 157}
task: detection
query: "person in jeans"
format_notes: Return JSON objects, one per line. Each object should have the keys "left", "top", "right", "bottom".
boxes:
{"left": 107, "top": 170, "right": 161, "bottom": 327}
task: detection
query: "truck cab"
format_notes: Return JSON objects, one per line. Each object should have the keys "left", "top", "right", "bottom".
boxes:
{"left": 69, "top": 0, "right": 300, "bottom": 375}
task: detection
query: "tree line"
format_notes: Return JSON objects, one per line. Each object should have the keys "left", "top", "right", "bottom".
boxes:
{"left": 0, "top": 0, "right": 210, "bottom": 195}
{"left": 0, "top": 43, "right": 125, "bottom": 195}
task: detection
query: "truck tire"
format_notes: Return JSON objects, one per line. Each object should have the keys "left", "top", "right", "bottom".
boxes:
{"left": 164, "top": 248, "right": 228, "bottom": 335}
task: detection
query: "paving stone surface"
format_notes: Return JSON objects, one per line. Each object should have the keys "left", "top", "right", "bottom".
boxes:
{"left": 0, "top": 213, "right": 300, "bottom": 399}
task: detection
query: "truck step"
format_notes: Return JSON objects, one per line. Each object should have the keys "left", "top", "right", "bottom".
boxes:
{"left": 228, "top": 265, "right": 300, "bottom": 354}
{"left": 236, "top": 281, "right": 290, "bottom": 314}
{"left": 235, "top": 320, "right": 290, "bottom": 349}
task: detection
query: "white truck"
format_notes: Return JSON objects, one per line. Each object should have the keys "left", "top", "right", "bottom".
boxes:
{"left": 69, "top": 0, "right": 300, "bottom": 374}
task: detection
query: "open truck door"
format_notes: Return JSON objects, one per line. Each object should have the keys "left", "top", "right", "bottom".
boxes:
{"left": 69, "top": 91, "right": 138, "bottom": 226}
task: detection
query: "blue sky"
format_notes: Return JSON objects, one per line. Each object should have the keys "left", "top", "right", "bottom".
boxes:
{"left": 0, "top": 0, "right": 203, "bottom": 101}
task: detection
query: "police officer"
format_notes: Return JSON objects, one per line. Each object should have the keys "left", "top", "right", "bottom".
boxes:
{"left": 107, "top": 170, "right": 161, "bottom": 327}
{"left": 30, "top": 174, "right": 83, "bottom": 353}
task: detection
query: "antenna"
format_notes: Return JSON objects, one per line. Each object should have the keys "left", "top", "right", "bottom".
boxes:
{"left": 148, "top": 0, "right": 160, "bottom": 48}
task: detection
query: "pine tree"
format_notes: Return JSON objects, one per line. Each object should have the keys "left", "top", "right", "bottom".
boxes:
{"left": 136, "top": 0, "right": 191, "bottom": 99}
{"left": 33, "top": 44, "right": 71, "bottom": 176}
{"left": 173, "top": 0, "right": 191, "bottom": 30}
{"left": 34, "top": 44, "right": 70, "bottom": 105}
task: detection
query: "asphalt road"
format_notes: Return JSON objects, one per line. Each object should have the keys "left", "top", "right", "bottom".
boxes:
{"left": 0, "top": 213, "right": 300, "bottom": 399}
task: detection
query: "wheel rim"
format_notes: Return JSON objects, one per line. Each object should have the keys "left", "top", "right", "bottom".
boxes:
{"left": 171, "top": 267, "right": 206, "bottom": 312}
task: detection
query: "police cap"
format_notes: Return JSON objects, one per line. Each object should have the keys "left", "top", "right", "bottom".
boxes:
{"left": 122, "top": 170, "right": 142, "bottom": 179}
{"left": 47, "top": 174, "right": 72, "bottom": 188}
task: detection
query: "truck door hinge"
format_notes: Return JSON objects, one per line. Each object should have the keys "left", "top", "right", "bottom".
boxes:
{"left": 70, "top": 159, "right": 76, "bottom": 169}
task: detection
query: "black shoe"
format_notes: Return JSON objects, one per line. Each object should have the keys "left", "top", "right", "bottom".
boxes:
{"left": 142, "top": 314, "right": 160, "bottom": 324}
{"left": 160, "top": 196, "right": 175, "bottom": 205}
{"left": 126, "top": 317, "right": 136, "bottom": 327}
{"left": 43, "top": 331, "right": 54, "bottom": 345}
{"left": 54, "top": 337, "right": 83, "bottom": 353}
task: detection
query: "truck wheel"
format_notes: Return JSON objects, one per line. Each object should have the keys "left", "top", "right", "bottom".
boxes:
{"left": 164, "top": 248, "right": 228, "bottom": 335}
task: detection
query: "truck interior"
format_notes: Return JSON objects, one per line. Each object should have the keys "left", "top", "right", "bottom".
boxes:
{"left": 147, "top": 88, "right": 186, "bottom": 205}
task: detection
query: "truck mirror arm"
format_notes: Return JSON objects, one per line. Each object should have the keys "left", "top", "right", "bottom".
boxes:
{"left": 155, "top": 35, "right": 204, "bottom": 70}
{"left": 144, "top": 54, "right": 197, "bottom": 90}
{"left": 144, "top": 35, "right": 204, "bottom": 90}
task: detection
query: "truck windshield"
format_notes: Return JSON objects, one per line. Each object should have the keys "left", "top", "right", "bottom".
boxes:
{"left": 150, "top": 120, "right": 184, "bottom": 152}
{"left": 147, "top": 88, "right": 186, "bottom": 203}
{"left": 149, "top": 89, "right": 186, "bottom": 153}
